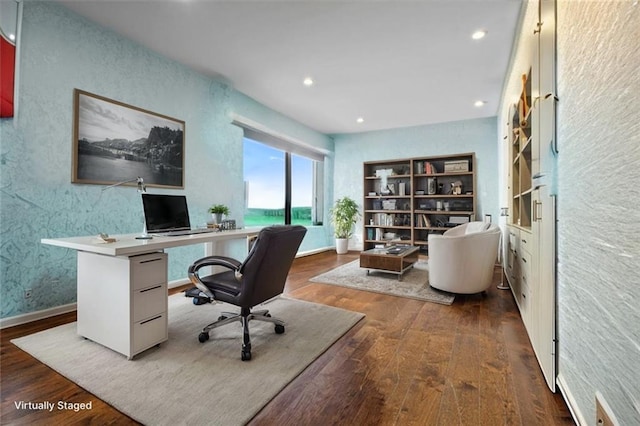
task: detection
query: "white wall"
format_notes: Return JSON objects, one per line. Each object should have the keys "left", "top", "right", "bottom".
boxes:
{"left": 555, "top": 1, "right": 640, "bottom": 424}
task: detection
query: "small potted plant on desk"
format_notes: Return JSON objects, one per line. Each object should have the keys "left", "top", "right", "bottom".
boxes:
{"left": 208, "top": 204, "right": 229, "bottom": 225}
{"left": 330, "top": 196, "right": 360, "bottom": 254}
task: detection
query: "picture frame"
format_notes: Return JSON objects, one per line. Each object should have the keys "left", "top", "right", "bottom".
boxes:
{"left": 72, "top": 89, "right": 185, "bottom": 188}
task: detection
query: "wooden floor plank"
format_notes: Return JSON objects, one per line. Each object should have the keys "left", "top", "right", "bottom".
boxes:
{"left": 1, "top": 251, "right": 574, "bottom": 425}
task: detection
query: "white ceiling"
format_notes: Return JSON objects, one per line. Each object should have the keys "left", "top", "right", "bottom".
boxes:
{"left": 58, "top": 0, "right": 522, "bottom": 135}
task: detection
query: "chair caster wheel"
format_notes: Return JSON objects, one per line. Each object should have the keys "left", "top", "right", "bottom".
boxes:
{"left": 218, "top": 315, "right": 227, "bottom": 321}
{"left": 275, "top": 324, "right": 285, "bottom": 334}
{"left": 241, "top": 350, "right": 252, "bottom": 361}
{"left": 198, "top": 332, "right": 209, "bottom": 343}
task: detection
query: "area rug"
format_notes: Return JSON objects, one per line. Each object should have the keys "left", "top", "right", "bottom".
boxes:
{"left": 309, "top": 259, "right": 455, "bottom": 305}
{"left": 11, "top": 296, "right": 364, "bottom": 425}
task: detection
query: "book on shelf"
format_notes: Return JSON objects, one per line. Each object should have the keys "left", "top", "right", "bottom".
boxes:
{"left": 414, "top": 214, "right": 431, "bottom": 228}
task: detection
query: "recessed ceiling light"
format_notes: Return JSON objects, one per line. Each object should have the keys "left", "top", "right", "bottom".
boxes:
{"left": 356, "top": 117, "right": 364, "bottom": 123}
{"left": 474, "top": 100, "right": 486, "bottom": 107}
{"left": 472, "top": 30, "right": 487, "bottom": 40}
{"left": 303, "top": 77, "right": 314, "bottom": 87}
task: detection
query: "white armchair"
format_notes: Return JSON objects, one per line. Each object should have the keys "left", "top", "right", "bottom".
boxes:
{"left": 427, "top": 222, "right": 500, "bottom": 294}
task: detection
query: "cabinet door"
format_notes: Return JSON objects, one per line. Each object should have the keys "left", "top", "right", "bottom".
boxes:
{"left": 530, "top": 31, "right": 541, "bottom": 178}
{"left": 534, "top": 185, "right": 557, "bottom": 391}
{"left": 538, "top": 95, "right": 557, "bottom": 174}
{"left": 539, "top": 0, "right": 556, "bottom": 97}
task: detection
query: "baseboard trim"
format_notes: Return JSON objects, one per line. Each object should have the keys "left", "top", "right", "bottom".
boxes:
{"left": 557, "top": 373, "right": 586, "bottom": 426}
{"left": 169, "top": 278, "right": 192, "bottom": 289}
{"left": 296, "top": 246, "right": 334, "bottom": 257}
{"left": 0, "top": 303, "right": 77, "bottom": 329}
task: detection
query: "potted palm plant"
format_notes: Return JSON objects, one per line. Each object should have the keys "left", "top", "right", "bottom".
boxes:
{"left": 208, "top": 204, "right": 229, "bottom": 224}
{"left": 330, "top": 196, "right": 360, "bottom": 254}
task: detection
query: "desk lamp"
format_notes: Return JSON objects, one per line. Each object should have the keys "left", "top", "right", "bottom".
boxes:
{"left": 102, "top": 177, "right": 152, "bottom": 239}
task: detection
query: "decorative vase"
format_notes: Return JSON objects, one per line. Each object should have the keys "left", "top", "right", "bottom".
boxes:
{"left": 335, "top": 238, "right": 349, "bottom": 254}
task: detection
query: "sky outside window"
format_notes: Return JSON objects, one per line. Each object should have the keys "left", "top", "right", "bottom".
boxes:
{"left": 243, "top": 138, "right": 313, "bottom": 209}
{"left": 244, "top": 138, "right": 285, "bottom": 209}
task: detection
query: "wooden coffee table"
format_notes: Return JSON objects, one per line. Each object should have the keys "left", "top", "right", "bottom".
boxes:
{"left": 359, "top": 246, "right": 420, "bottom": 281}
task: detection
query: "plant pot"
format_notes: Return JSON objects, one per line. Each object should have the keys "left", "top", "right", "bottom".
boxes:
{"left": 335, "top": 238, "right": 349, "bottom": 254}
{"left": 211, "top": 213, "right": 223, "bottom": 224}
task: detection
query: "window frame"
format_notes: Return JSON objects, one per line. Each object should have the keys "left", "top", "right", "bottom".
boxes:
{"left": 238, "top": 124, "right": 325, "bottom": 227}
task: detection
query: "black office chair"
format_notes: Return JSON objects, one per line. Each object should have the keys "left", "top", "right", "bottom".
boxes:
{"left": 187, "top": 225, "right": 307, "bottom": 361}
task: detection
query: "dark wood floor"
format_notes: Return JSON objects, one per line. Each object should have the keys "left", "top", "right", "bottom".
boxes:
{"left": 1, "top": 251, "right": 573, "bottom": 425}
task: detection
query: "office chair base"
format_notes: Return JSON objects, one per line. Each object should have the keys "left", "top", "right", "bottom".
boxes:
{"left": 198, "top": 309, "right": 285, "bottom": 361}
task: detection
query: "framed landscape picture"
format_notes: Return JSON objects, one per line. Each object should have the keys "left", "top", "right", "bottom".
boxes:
{"left": 72, "top": 89, "right": 185, "bottom": 188}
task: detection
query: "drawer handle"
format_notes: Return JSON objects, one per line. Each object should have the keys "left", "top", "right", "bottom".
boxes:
{"left": 522, "top": 257, "right": 527, "bottom": 263}
{"left": 522, "top": 239, "right": 527, "bottom": 244}
{"left": 140, "top": 258, "right": 164, "bottom": 264}
{"left": 140, "top": 315, "right": 163, "bottom": 325}
{"left": 522, "top": 293, "right": 526, "bottom": 299}
{"left": 140, "top": 285, "right": 163, "bottom": 293}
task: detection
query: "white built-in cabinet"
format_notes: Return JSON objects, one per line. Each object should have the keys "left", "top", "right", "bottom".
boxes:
{"left": 505, "top": 0, "right": 557, "bottom": 391}
{"left": 77, "top": 251, "right": 168, "bottom": 359}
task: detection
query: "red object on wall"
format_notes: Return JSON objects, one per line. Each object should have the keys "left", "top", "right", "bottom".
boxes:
{"left": 0, "top": 35, "right": 15, "bottom": 118}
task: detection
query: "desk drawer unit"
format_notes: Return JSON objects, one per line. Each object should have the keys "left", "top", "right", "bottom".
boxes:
{"left": 77, "top": 251, "right": 168, "bottom": 359}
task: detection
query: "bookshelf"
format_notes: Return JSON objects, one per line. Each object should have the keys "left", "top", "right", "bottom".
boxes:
{"left": 510, "top": 69, "right": 533, "bottom": 229}
{"left": 363, "top": 153, "right": 476, "bottom": 252}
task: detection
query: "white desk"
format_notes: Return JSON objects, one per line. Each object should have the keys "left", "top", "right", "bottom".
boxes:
{"left": 41, "top": 228, "right": 260, "bottom": 359}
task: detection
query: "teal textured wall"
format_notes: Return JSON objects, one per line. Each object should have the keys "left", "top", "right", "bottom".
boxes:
{"left": 332, "top": 117, "right": 499, "bottom": 247}
{"left": 0, "top": 2, "right": 333, "bottom": 319}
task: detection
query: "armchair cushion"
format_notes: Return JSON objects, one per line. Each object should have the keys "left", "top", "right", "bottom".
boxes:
{"left": 464, "top": 221, "right": 491, "bottom": 234}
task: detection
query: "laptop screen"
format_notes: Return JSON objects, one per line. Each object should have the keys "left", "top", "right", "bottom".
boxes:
{"left": 142, "top": 194, "right": 191, "bottom": 233}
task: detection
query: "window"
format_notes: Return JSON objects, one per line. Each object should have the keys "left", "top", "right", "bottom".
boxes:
{"left": 243, "top": 136, "right": 323, "bottom": 227}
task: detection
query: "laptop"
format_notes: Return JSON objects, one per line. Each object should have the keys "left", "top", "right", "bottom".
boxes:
{"left": 141, "top": 194, "right": 215, "bottom": 237}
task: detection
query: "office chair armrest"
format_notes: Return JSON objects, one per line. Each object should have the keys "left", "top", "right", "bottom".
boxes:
{"left": 188, "top": 256, "right": 243, "bottom": 299}
{"left": 189, "top": 256, "right": 242, "bottom": 273}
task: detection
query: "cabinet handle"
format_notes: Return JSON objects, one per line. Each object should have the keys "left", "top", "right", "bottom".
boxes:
{"left": 140, "top": 315, "right": 163, "bottom": 325}
{"left": 522, "top": 257, "right": 527, "bottom": 263}
{"left": 140, "top": 257, "right": 164, "bottom": 264}
{"left": 522, "top": 238, "right": 527, "bottom": 244}
{"left": 533, "top": 200, "right": 543, "bottom": 222}
{"left": 140, "top": 285, "right": 163, "bottom": 293}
